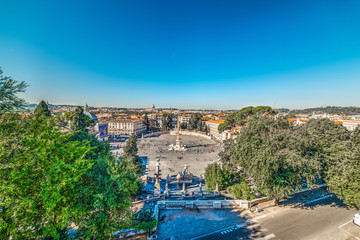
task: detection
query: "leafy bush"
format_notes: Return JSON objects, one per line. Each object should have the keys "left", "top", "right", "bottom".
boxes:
{"left": 204, "top": 163, "right": 233, "bottom": 190}
{"left": 232, "top": 181, "right": 255, "bottom": 200}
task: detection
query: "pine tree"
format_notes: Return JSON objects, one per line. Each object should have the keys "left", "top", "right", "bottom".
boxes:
{"left": 34, "top": 100, "right": 51, "bottom": 117}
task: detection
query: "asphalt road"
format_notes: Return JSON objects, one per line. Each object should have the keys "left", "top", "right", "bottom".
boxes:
{"left": 192, "top": 225, "right": 251, "bottom": 240}
{"left": 252, "top": 195, "right": 360, "bottom": 240}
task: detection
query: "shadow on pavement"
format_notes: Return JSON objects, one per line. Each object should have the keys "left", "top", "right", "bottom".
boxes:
{"left": 279, "top": 189, "right": 349, "bottom": 210}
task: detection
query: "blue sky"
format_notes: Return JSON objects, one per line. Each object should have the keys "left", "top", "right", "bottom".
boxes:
{"left": 1, "top": 0, "right": 360, "bottom": 109}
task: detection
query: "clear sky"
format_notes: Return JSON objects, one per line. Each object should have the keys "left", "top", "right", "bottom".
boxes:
{"left": 1, "top": 0, "right": 360, "bottom": 109}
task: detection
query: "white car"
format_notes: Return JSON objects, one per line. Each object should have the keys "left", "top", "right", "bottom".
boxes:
{"left": 354, "top": 213, "right": 360, "bottom": 226}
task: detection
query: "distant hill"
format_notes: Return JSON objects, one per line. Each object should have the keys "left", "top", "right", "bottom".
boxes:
{"left": 288, "top": 106, "right": 360, "bottom": 115}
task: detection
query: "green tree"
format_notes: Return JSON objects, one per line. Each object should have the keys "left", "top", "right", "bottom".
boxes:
{"left": 218, "top": 106, "right": 277, "bottom": 133}
{"left": 0, "top": 68, "right": 28, "bottom": 113}
{"left": 56, "top": 108, "right": 95, "bottom": 131}
{"left": 0, "top": 114, "right": 141, "bottom": 239}
{"left": 180, "top": 122, "right": 187, "bottom": 130}
{"left": 231, "top": 181, "right": 255, "bottom": 200}
{"left": 34, "top": 100, "right": 51, "bottom": 117}
{"left": 186, "top": 113, "right": 207, "bottom": 132}
{"left": 124, "top": 135, "right": 138, "bottom": 157}
{"left": 133, "top": 210, "right": 157, "bottom": 237}
{"left": 143, "top": 114, "right": 150, "bottom": 131}
{"left": 122, "top": 135, "right": 143, "bottom": 174}
{"left": 161, "top": 113, "right": 173, "bottom": 130}
{"left": 302, "top": 122, "right": 359, "bottom": 209}
{"left": 222, "top": 116, "right": 321, "bottom": 204}
{"left": 204, "top": 163, "right": 233, "bottom": 190}
{"left": 68, "top": 106, "right": 88, "bottom": 132}
{"left": 151, "top": 118, "right": 160, "bottom": 130}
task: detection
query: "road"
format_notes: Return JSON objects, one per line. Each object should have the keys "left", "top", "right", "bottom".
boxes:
{"left": 156, "top": 190, "right": 360, "bottom": 240}
{"left": 192, "top": 225, "right": 251, "bottom": 240}
{"left": 251, "top": 195, "right": 360, "bottom": 240}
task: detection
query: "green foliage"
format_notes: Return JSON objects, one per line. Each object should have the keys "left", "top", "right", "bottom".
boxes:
{"left": 204, "top": 163, "right": 233, "bottom": 190}
{"left": 0, "top": 68, "right": 28, "bottom": 113}
{"left": 34, "top": 100, "right": 51, "bottom": 117}
{"left": 187, "top": 113, "right": 207, "bottom": 132}
{"left": 133, "top": 210, "right": 157, "bottom": 236}
{"left": 220, "top": 116, "right": 322, "bottom": 202}
{"left": 218, "top": 139, "right": 237, "bottom": 170}
{"left": 69, "top": 107, "right": 88, "bottom": 132}
{"left": 122, "top": 135, "right": 144, "bottom": 174}
{"left": 161, "top": 113, "right": 173, "bottom": 130}
{"left": 150, "top": 118, "right": 160, "bottom": 130}
{"left": 231, "top": 181, "right": 255, "bottom": 200}
{"left": 325, "top": 143, "right": 360, "bottom": 209}
{"left": 56, "top": 108, "right": 95, "bottom": 131}
{"left": 124, "top": 135, "right": 138, "bottom": 157}
{"left": 308, "top": 122, "right": 360, "bottom": 209}
{"left": 219, "top": 116, "right": 360, "bottom": 208}
{"left": 143, "top": 114, "right": 150, "bottom": 131}
{"left": 289, "top": 106, "right": 360, "bottom": 116}
{"left": 218, "top": 105, "right": 277, "bottom": 133}
{"left": 0, "top": 114, "right": 141, "bottom": 239}
{"left": 218, "top": 120, "right": 232, "bottom": 134}
{"left": 180, "top": 122, "right": 188, "bottom": 130}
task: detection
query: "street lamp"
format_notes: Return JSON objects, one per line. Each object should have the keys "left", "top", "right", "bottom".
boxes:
{"left": 249, "top": 186, "right": 254, "bottom": 213}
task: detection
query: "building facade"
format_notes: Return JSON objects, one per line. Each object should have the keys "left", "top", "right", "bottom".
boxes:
{"left": 205, "top": 120, "right": 224, "bottom": 140}
{"left": 108, "top": 119, "right": 146, "bottom": 136}
{"left": 342, "top": 120, "right": 360, "bottom": 131}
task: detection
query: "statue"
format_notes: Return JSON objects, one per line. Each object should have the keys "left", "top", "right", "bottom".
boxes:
{"left": 175, "top": 164, "right": 194, "bottom": 183}
{"left": 154, "top": 158, "right": 161, "bottom": 190}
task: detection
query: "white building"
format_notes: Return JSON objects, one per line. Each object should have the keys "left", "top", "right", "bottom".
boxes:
{"left": 205, "top": 120, "right": 224, "bottom": 140}
{"left": 180, "top": 115, "right": 191, "bottom": 124}
{"left": 108, "top": 119, "right": 146, "bottom": 136}
{"left": 342, "top": 120, "right": 360, "bottom": 131}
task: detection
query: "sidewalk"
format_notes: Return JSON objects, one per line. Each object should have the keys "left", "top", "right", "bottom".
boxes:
{"left": 241, "top": 188, "right": 335, "bottom": 220}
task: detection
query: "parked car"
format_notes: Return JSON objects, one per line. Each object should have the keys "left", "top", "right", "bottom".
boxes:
{"left": 354, "top": 213, "right": 360, "bottom": 226}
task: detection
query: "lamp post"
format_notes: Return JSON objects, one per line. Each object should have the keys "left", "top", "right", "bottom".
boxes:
{"left": 249, "top": 186, "right": 254, "bottom": 213}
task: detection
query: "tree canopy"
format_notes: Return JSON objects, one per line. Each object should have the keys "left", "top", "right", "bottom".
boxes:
{"left": 0, "top": 113, "right": 142, "bottom": 239}
{"left": 218, "top": 106, "right": 277, "bottom": 133}
{"left": 161, "top": 113, "right": 173, "bottom": 130}
{"left": 0, "top": 68, "right": 28, "bottom": 113}
{"left": 0, "top": 69, "right": 143, "bottom": 238}
{"left": 204, "top": 163, "right": 233, "bottom": 191}
{"left": 220, "top": 116, "right": 321, "bottom": 203}
{"left": 55, "top": 107, "right": 95, "bottom": 132}
{"left": 187, "top": 113, "right": 207, "bottom": 132}
{"left": 219, "top": 116, "right": 360, "bottom": 207}
{"left": 34, "top": 100, "right": 51, "bottom": 117}
{"left": 122, "top": 135, "right": 144, "bottom": 174}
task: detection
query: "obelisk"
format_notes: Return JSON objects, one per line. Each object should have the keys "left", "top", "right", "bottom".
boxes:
{"left": 176, "top": 114, "right": 181, "bottom": 148}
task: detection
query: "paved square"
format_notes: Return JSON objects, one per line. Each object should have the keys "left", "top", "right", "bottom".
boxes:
{"left": 157, "top": 209, "right": 249, "bottom": 240}
{"left": 138, "top": 134, "right": 221, "bottom": 177}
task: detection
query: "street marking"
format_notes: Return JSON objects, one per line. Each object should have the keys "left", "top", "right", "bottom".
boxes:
{"left": 338, "top": 227, "right": 360, "bottom": 240}
{"left": 338, "top": 220, "right": 352, "bottom": 229}
{"left": 338, "top": 221, "right": 360, "bottom": 240}
{"left": 191, "top": 223, "right": 248, "bottom": 240}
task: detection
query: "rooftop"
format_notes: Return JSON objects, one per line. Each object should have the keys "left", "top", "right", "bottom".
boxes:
{"left": 207, "top": 120, "right": 225, "bottom": 124}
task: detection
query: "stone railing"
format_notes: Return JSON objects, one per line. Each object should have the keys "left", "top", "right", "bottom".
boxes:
{"left": 157, "top": 200, "right": 249, "bottom": 210}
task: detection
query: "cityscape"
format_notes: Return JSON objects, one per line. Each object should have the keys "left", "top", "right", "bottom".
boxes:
{"left": 1, "top": 1, "right": 360, "bottom": 240}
